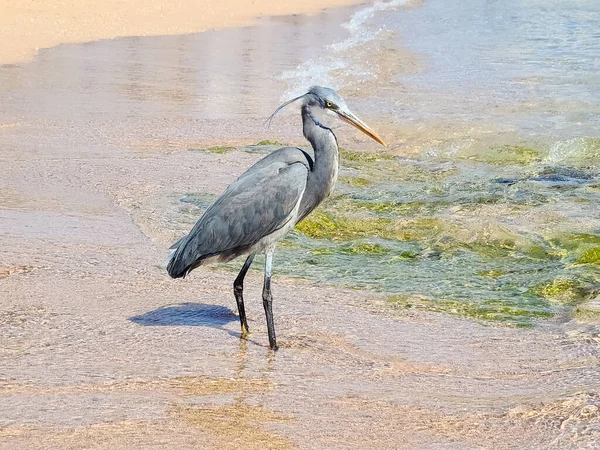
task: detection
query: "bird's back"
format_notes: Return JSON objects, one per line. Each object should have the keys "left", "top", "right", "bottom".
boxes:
{"left": 167, "top": 147, "right": 313, "bottom": 278}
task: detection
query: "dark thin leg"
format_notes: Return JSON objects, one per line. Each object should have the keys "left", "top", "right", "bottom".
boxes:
{"left": 234, "top": 254, "right": 254, "bottom": 337}
{"left": 262, "top": 249, "right": 278, "bottom": 350}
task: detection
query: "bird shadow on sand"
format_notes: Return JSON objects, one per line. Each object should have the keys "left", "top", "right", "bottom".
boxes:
{"left": 129, "top": 302, "right": 264, "bottom": 345}
{"left": 130, "top": 302, "right": 238, "bottom": 327}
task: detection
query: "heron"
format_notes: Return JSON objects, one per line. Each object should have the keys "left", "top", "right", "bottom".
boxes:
{"left": 167, "top": 86, "right": 386, "bottom": 349}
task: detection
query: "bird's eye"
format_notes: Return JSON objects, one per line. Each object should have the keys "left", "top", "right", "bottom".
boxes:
{"left": 326, "top": 101, "right": 334, "bottom": 108}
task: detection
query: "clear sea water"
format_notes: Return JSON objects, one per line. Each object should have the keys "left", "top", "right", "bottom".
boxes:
{"left": 270, "top": 0, "right": 600, "bottom": 324}
{"left": 282, "top": 0, "right": 600, "bottom": 139}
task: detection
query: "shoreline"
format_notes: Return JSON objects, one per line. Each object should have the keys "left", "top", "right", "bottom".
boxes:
{"left": 0, "top": 0, "right": 367, "bottom": 65}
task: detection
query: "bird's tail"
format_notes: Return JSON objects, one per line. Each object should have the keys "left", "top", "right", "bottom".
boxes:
{"left": 166, "top": 236, "right": 189, "bottom": 279}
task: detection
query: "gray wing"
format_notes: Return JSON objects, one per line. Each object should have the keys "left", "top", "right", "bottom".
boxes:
{"left": 167, "top": 148, "right": 310, "bottom": 278}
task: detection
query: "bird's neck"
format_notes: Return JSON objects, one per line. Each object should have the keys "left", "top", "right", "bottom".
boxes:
{"left": 297, "top": 105, "right": 339, "bottom": 221}
{"left": 302, "top": 104, "right": 339, "bottom": 167}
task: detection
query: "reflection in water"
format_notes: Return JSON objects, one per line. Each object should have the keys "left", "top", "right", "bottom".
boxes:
{"left": 235, "top": 337, "right": 249, "bottom": 379}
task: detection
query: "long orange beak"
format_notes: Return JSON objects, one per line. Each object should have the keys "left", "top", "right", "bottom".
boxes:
{"left": 337, "top": 110, "right": 387, "bottom": 147}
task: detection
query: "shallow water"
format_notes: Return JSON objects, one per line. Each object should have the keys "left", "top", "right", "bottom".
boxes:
{"left": 392, "top": 0, "right": 600, "bottom": 136}
{"left": 282, "top": 0, "right": 600, "bottom": 138}
{"left": 182, "top": 142, "right": 600, "bottom": 326}
{"left": 266, "top": 0, "right": 600, "bottom": 324}
{"left": 0, "top": 8, "right": 355, "bottom": 123}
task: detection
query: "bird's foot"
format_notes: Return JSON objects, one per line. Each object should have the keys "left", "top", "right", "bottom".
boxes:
{"left": 240, "top": 323, "right": 250, "bottom": 339}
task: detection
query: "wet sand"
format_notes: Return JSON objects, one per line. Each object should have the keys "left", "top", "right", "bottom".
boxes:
{"left": 1, "top": 5, "right": 600, "bottom": 450}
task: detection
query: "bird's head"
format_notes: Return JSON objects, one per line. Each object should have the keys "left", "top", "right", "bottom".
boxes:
{"left": 268, "top": 86, "right": 386, "bottom": 147}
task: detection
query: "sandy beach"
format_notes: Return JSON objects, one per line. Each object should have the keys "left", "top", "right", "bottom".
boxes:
{"left": 1, "top": 0, "right": 600, "bottom": 448}
{"left": 0, "top": 0, "right": 365, "bottom": 65}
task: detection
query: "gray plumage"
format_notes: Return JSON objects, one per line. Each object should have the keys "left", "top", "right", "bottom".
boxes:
{"left": 166, "top": 86, "right": 385, "bottom": 349}
{"left": 167, "top": 148, "right": 310, "bottom": 277}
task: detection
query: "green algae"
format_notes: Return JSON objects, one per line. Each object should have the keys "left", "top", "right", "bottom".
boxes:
{"left": 339, "top": 148, "right": 395, "bottom": 163}
{"left": 496, "top": 145, "right": 542, "bottom": 164}
{"left": 308, "top": 241, "right": 390, "bottom": 258}
{"left": 327, "top": 196, "right": 451, "bottom": 218}
{"left": 458, "top": 231, "right": 521, "bottom": 258}
{"left": 547, "top": 233, "right": 600, "bottom": 265}
{"left": 358, "top": 201, "right": 411, "bottom": 213}
{"left": 295, "top": 210, "right": 447, "bottom": 242}
{"left": 203, "top": 146, "right": 236, "bottom": 154}
{"left": 387, "top": 295, "right": 553, "bottom": 324}
{"left": 338, "top": 176, "right": 371, "bottom": 187}
{"left": 465, "top": 243, "right": 515, "bottom": 259}
{"left": 296, "top": 196, "right": 556, "bottom": 263}
{"left": 428, "top": 187, "right": 445, "bottom": 196}
{"left": 277, "top": 239, "right": 301, "bottom": 249}
{"left": 386, "top": 251, "right": 419, "bottom": 262}
{"left": 429, "top": 224, "right": 562, "bottom": 262}
{"left": 294, "top": 211, "right": 344, "bottom": 239}
{"left": 310, "top": 248, "right": 334, "bottom": 255}
{"left": 520, "top": 244, "right": 558, "bottom": 261}
{"left": 477, "top": 269, "right": 507, "bottom": 278}
{"left": 572, "top": 306, "right": 600, "bottom": 322}
{"left": 578, "top": 248, "right": 600, "bottom": 265}
{"left": 354, "top": 200, "right": 433, "bottom": 215}
{"left": 461, "top": 144, "right": 543, "bottom": 165}
{"left": 548, "top": 137, "right": 600, "bottom": 166}
{"left": 255, "top": 140, "right": 281, "bottom": 146}
{"left": 336, "top": 147, "right": 458, "bottom": 186}
{"left": 339, "top": 242, "right": 391, "bottom": 256}
{"left": 531, "top": 279, "right": 591, "bottom": 304}
{"left": 550, "top": 233, "right": 600, "bottom": 250}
